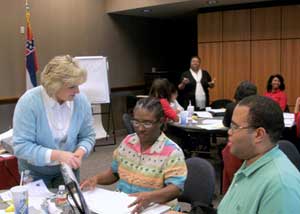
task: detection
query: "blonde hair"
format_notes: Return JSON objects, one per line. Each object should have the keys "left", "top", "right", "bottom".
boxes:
{"left": 41, "top": 55, "right": 87, "bottom": 97}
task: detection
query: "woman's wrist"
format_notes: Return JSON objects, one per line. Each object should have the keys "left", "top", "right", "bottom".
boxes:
{"left": 74, "top": 148, "right": 86, "bottom": 159}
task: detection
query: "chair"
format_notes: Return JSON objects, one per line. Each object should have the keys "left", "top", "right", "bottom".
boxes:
{"left": 210, "top": 99, "right": 233, "bottom": 109}
{"left": 209, "top": 99, "right": 232, "bottom": 146}
{"left": 278, "top": 140, "right": 300, "bottom": 171}
{"left": 179, "top": 157, "right": 215, "bottom": 206}
{"left": 122, "top": 113, "right": 135, "bottom": 134}
{"left": 284, "top": 105, "right": 290, "bottom": 113}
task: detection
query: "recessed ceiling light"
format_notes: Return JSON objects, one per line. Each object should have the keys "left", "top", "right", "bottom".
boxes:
{"left": 143, "top": 9, "right": 152, "bottom": 13}
{"left": 207, "top": 0, "right": 217, "bottom": 5}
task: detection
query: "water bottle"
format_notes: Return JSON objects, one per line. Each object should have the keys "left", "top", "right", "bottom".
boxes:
{"left": 187, "top": 100, "right": 194, "bottom": 118}
{"left": 22, "top": 170, "right": 33, "bottom": 185}
{"left": 55, "top": 185, "right": 67, "bottom": 206}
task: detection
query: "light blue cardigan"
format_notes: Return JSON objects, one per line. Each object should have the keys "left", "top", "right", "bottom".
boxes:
{"left": 13, "top": 86, "right": 96, "bottom": 166}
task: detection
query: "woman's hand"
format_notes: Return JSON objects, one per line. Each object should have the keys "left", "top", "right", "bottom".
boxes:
{"left": 128, "top": 192, "right": 154, "bottom": 214}
{"left": 80, "top": 176, "right": 98, "bottom": 191}
{"left": 56, "top": 150, "right": 81, "bottom": 169}
{"left": 178, "top": 77, "right": 190, "bottom": 90}
{"left": 208, "top": 78, "right": 216, "bottom": 88}
{"left": 182, "top": 77, "right": 190, "bottom": 85}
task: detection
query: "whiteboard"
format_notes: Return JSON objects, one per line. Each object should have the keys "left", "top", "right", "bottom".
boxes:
{"left": 75, "top": 56, "right": 110, "bottom": 104}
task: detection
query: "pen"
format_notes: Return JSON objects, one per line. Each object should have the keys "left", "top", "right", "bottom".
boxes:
{"left": 20, "top": 171, "right": 24, "bottom": 186}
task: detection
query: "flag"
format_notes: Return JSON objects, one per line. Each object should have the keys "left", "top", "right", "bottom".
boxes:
{"left": 25, "top": 2, "right": 38, "bottom": 89}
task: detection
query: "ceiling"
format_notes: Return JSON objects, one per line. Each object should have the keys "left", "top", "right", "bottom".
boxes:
{"left": 111, "top": 0, "right": 275, "bottom": 18}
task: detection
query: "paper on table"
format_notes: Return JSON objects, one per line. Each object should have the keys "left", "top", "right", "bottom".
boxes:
{"left": 284, "top": 119, "right": 295, "bottom": 128}
{"left": 283, "top": 113, "right": 295, "bottom": 119}
{"left": 75, "top": 188, "right": 170, "bottom": 214}
{"left": 195, "top": 111, "right": 213, "bottom": 118}
{"left": 197, "top": 124, "right": 225, "bottom": 130}
{"left": 25, "top": 179, "right": 54, "bottom": 198}
{"left": 0, "top": 129, "right": 13, "bottom": 141}
{"left": 209, "top": 108, "right": 226, "bottom": 113}
{"left": 0, "top": 154, "right": 13, "bottom": 158}
{"left": 0, "top": 190, "right": 12, "bottom": 202}
{"left": 202, "top": 119, "right": 223, "bottom": 125}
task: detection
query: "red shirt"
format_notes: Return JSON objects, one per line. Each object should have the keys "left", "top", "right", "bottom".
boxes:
{"left": 160, "top": 98, "right": 178, "bottom": 121}
{"left": 264, "top": 90, "right": 287, "bottom": 111}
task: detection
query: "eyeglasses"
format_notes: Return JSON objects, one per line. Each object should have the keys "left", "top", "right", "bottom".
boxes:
{"left": 229, "top": 122, "right": 255, "bottom": 133}
{"left": 131, "top": 119, "right": 158, "bottom": 129}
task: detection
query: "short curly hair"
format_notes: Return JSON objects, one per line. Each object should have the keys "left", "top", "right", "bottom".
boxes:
{"left": 41, "top": 55, "right": 87, "bottom": 97}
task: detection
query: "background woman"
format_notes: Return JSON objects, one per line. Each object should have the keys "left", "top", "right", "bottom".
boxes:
{"left": 149, "top": 78, "right": 179, "bottom": 122}
{"left": 80, "top": 98, "right": 187, "bottom": 213}
{"left": 178, "top": 56, "right": 215, "bottom": 110}
{"left": 13, "top": 55, "right": 95, "bottom": 188}
{"left": 264, "top": 74, "right": 287, "bottom": 111}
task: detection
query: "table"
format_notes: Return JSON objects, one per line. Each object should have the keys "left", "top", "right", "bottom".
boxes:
{"left": 0, "top": 189, "right": 183, "bottom": 214}
{"left": 169, "top": 116, "right": 227, "bottom": 134}
{"left": 167, "top": 115, "right": 228, "bottom": 156}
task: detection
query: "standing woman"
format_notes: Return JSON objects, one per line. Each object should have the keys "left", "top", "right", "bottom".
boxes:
{"left": 13, "top": 55, "right": 95, "bottom": 188}
{"left": 178, "top": 56, "right": 215, "bottom": 110}
{"left": 264, "top": 74, "right": 288, "bottom": 111}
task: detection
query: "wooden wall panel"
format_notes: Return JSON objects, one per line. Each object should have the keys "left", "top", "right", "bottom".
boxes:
{"left": 223, "top": 9, "right": 250, "bottom": 41}
{"left": 197, "top": 12, "right": 222, "bottom": 43}
{"left": 282, "top": 5, "right": 300, "bottom": 39}
{"left": 198, "top": 43, "right": 222, "bottom": 102}
{"left": 251, "top": 40, "right": 281, "bottom": 95}
{"left": 223, "top": 42, "right": 251, "bottom": 99}
{"left": 251, "top": 7, "right": 281, "bottom": 40}
{"left": 281, "top": 39, "right": 300, "bottom": 106}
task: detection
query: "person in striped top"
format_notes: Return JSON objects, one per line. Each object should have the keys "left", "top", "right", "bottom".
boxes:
{"left": 80, "top": 97, "right": 187, "bottom": 213}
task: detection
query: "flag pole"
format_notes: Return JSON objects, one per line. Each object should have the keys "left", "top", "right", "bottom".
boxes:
{"left": 25, "top": 0, "right": 39, "bottom": 89}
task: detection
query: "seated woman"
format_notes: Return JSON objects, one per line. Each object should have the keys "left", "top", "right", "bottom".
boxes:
{"left": 13, "top": 55, "right": 95, "bottom": 188}
{"left": 149, "top": 78, "right": 179, "bottom": 122}
{"left": 222, "top": 81, "right": 257, "bottom": 194}
{"left": 80, "top": 98, "right": 187, "bottom": 213}
{"left": 264, "top": 74, "right": 288, "bottom": 111}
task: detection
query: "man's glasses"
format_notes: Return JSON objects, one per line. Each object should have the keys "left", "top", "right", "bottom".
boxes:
{"left": 229, "top": 122, "right": 255, "bottom": 133}
{"left": 131, "top": 119, "right": 158, "bottom": 129}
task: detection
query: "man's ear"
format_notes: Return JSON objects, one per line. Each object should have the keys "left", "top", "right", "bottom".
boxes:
{"left": 254, "top": 127, "right": 266, "bottom": 144}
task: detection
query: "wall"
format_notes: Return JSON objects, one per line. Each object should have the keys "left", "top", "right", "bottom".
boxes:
{"left": 197, "top": 5, "right": 300, "bottom": 107}
{"left": 0, "top": 0, "right": 197, "bottom": 132}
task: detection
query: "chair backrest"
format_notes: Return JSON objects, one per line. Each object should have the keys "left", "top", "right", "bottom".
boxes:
{"left": 122, "top": 113, "right": 135, "bottom": 134}
{"left": 179, "top": 157, "right": 215, "bottom": 205}
{"left": 284, "top": 105, "right": 290, "bottom": 112}
{"left": 210, "top": 99, "right": 233, "bottom": 109}
{"left": 278, "top": 140, "right": 300, "bottom": 171}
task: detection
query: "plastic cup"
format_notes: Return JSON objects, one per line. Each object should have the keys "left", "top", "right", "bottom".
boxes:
{"left": 180, "top": 111, "right": 188, "bottom": 125}
{"left": 205, "top": 107, "right": 211, "bottom": 112}
{"left": 11, "top": 185, "right": 28, "bottom": 214}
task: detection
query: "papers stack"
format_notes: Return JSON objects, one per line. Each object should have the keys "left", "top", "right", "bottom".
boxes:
{"left": 197, "top": 119, "right": 225, "bottom": 130}
{"left": 77, "top": 188, "right": 170, "bottom": 214}
{"left": 195, "top": 111, "right": 213, "bottom": 118}
{"left": 283, "top": 113, "right": 295, "bottom": 128}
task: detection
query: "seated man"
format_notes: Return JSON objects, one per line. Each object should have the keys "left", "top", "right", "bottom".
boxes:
{"left": 218, "top": 95, "right": 300, "bottom": 214}
{"left": 80, "top": 97, "right": 187, "bottom": 214}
